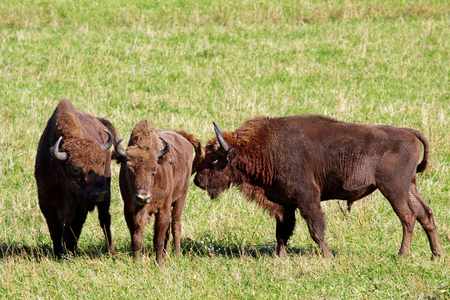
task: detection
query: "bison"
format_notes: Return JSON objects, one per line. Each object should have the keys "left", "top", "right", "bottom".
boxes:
{"left": 194, "top": 115, "right": 444, "bottom": 258}
{"left": 35, "top": 99, "right": 118, "bottom": 257}
{"left": 114, "top": 120, "right": 204, "bottom": 263}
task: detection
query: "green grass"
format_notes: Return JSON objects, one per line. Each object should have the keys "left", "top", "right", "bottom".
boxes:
{"left": 1, "top": 0, "right": 449, "bottom": 298}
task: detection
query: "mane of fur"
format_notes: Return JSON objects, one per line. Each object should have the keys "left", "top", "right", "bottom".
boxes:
{"left": 208, "top": 117, "right": 281, "bottom": 216}
{"left": 223, "top": 116, "right": 276, "bottom": 185}
{"left": 239, "top": 182, "right": 284, "bottom": 220}
{"left": 174, "top": 129, "right": 205, "bottom": 174}
{"left": 130, "top": 120, "right": 159, "bottom": 149}
{"left": 54, "top": 99, "right": 83, "bottom": 139}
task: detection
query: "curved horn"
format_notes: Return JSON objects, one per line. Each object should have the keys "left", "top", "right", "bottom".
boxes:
{"left": 213, "top": 122, "right": 229, "bottom": 152}
{"left": 213, "top": 121, "right": 223, "bottom": 134}
{"left": 156, "top": 137, "right": 170, "bottom": 159}
{"left": 115, "top": 138, "right": 128, "bottom": 158}
{"left": 101, "top": 129, "right": 114, "bottom": 151}
{"left": 51, "top": 136, "right": 68, "bottom": 161}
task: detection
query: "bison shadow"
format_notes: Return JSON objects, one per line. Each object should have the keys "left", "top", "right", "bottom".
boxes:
{"left": 0, "top": 242, "right": 114, "bottom": 261}
{"left": 0, "top": 242, "right": 53, "bottom": 260}
{"left": 179, "top": 237, "right": 326, "bottom": 258}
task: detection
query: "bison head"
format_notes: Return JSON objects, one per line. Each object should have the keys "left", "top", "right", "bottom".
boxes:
{"left": 51, "top": 129, "right": 114, "bottom": 202}
{"left": 115, "top": 131, "right": 170, "bottom": 206}
{"left": 194, "top": 122, "right": 235, "bottom": 199}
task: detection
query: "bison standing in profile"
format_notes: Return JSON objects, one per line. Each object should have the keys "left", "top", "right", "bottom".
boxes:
{"left": 114, "top": 120, "right": 204, "bottom": 264}
{"left": 35, "top": 99, "right": 118, "bottom": 257}
{"left": 194, "top": 115, "right": 444, "bottom": 258}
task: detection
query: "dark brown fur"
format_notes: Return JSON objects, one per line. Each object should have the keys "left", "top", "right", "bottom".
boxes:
{"left": 194, "top": 115, "right": 443, "bottom": 258}
{"left": 34, "top": 99, "right": 119, "bottom": 257}
{"left": 114, "top": 120, "right": 202, "bottom": 264}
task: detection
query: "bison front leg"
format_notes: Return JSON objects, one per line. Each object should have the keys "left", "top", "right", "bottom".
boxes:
{"left": 124, "top": 207, "right": 145, "bottom": 262}
{"left": 63, "top": 209, "right": 88, "bottom": 255}
{"left": 41, "top": 205, "right": 65, "bottom": 258}
{"left": 97, "top": 199, "right": 115, "bottom": 255}
{"left": 154, "top": 207, "right": 171, "bottom": 265}
{"left": 275, "top": 207, "right": 296, "bottom": 258}
{"left": 39, "top": 196, "right": 65, "bottom": 258}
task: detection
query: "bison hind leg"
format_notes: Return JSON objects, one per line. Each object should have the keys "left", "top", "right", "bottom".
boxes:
{"left": 409, "top": 184, "right": 443, "bottom": 257}
{"left": 377, "top": 182, "right": 416, "bottom": 257}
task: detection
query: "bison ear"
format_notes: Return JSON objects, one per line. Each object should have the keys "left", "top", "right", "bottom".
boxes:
{"left": 227, "top": 148, "right": 237, "bottom": 159}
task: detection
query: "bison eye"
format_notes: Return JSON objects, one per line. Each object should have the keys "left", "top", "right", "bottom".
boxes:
{"left": 70, "top": 165, "right": 82, "bottom": 175}
{"left": 209, "top": 158, "right": 218, "bottom": 164}
{"left": 126, "top": 162, "right": 135, "bottom": 173}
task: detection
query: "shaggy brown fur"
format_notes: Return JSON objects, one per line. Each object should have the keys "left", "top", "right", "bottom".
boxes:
{"left": 114, "top": 120, "right": 203, "bottom": 264}
{"left": 194, "top": 115, "right": 443, "bottom": 258}
{"left": 35, "top": 99, "right": 119, "bottom": 257}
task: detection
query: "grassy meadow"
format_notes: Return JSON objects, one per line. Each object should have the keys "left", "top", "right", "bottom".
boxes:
{"left": 0, "top": 0, "right": 449, "bottom": 298}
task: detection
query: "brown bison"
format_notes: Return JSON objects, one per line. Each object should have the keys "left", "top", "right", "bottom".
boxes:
{"left": 114, "top": 120, "right": 204, "bottom": 263}
{"left": 35, "top": 99, "right": 118, "bottom": 257}
{"left": 194, "top": 115, "right": 444, "bottom": 258}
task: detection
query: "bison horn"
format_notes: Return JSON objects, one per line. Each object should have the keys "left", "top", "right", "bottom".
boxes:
{"left": 213, "top": 121, "right": 223, "bottom": 134}
{"left": 115, "top": 138, "right": 128, "bottom": 158}
{"left": 51, "top": 136, "right": 68, "bottom": 161}
{"left": 101, "top": 129, "right": 114, "bottom": 151}
{"left": 156, "top": 137, "right": 170, "bottom": 159}
{"left": 213, "top": 122, "right": 229, "bottom": 153}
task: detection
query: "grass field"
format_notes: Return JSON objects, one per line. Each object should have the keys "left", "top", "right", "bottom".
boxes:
{"left": 0, "top": 0, "right": 449, "bottom": 298}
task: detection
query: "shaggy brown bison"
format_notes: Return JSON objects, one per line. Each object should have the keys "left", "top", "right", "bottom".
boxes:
{"left": 35, "top": 99, "right": 118, "bottom": 257}
{"left": 194, "top": 115, "right": 443, "bottom": 258}
{"left": 114, "top": 120, "right": 204, "bottom": 263}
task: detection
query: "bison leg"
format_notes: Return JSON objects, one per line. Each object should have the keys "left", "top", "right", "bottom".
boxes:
{"left": 40, "top": 204, "right": 64, "bottom": 258}
{"left": 63, "top": 209, "right": 87, "bottom": 254}
{"left": 124, "top": 208, "right": 144, "bottom": 262}
{"left": 154, "top": 207, "right": 171, "bottom": 265}
{"left": 409, "top": 184, "right": 443, "bottom": 257}
{"left": 97, "top": 199, "right": 115, "bottom": 255}
{"left": 378, "top": 182, "right": 416, "bottom": 257}
{"left": 297, "top": 198, "right": 333, "bottom": 258}
{"left": 171, "top": 198, "right": 187, "bottom": 257}
{"left": 275, "top": 207, "right": 296, "bottom": 258}
{"left": 163, "top": 221, "right": 171, "bottom": 258}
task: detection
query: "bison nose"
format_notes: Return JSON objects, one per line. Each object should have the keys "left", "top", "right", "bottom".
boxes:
{"left": 136, "top": 190, "right": 152, "bottom": 204}
{"left": 92, "top": 190, "right": 107, "bottom": 202}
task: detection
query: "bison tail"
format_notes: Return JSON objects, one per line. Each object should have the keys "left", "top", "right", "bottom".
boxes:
{"left": 403, "top": 128, "right": 429, "bottom": 173}
{"left": 175, "top": 130, "right": 205, "bottom": 174}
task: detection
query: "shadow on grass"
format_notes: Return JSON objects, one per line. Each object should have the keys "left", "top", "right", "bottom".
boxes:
{"left": 0, "top": 236, "right": 326, "bottom": 261}
{"left": 0, "top": 242, "right": 116, "bottom": 261}
{"left": 0, "top": 242, "right": 53, "bottom": 260}
{"left": 180, "top": 237, "right": 322, "bottom": 258}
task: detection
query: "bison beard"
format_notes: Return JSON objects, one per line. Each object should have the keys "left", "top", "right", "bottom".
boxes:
{"left": 35, "top": 99, "right": 118, "bottom": 257}
{"left": 194, "top": 115, "right": 444, "bottom": 258}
